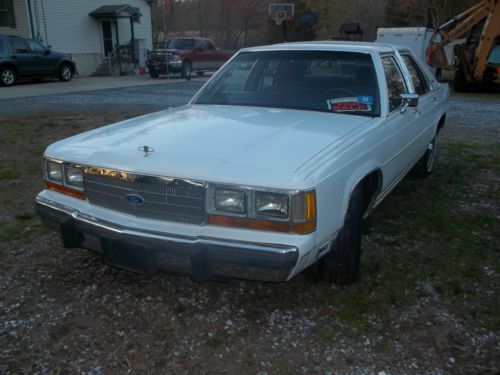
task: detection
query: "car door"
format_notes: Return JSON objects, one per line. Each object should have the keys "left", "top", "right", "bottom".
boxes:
{"left": 377, "top": 54, "right": 424, "bottom": 192}
{"left": 9, "top": 38, "right": 33, "bottom": 76}
{"left": 192, "top": 40, "right": 207, "bottom": 70}
{"left": 400, "top": 52, "right": 441, "bottom": 152}
{"left": 27, "top": 39, "right": 57, "bottom": 75}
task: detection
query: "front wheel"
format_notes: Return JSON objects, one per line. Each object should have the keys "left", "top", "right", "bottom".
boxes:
{"left": 1, "top": 66, "right": 16, "bottom": 86}
{"left": 319, "top": 186, "right": 364, "bottom": 285}
{"left": 58, "top": 63, "right": 73, "bottom": 82}
{"left": 181, "top": 62, "right": 192, "bottom": 80}
{"left": 411, "top": 137, "right": 436, "bottom": 178}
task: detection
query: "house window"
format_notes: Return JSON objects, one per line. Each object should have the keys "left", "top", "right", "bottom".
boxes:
{"left": 0, "top": 0, "right": 16, "bottom": 28}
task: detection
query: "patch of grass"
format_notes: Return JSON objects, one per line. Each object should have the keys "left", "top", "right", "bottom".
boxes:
{"left": 0, "top": 168, "right": 19, "bottom": 180}
{"left": 154, "top": 322, "right": 175, "bottom": 342}
{"left": 205, "top": 330, "right": 228, "bottom": 348}
{"left": 0, "top": 213, "right": 47, "bottom": 242}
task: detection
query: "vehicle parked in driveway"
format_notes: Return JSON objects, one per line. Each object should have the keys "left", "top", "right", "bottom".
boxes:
{"left": 146, "top": 37, "right": 234, "bottom": 80}
{"left": 35, "top": 41, "right": 449, "bottom": 284}
{"left": 0, "top": 35, "right": 76, "bottom": 86}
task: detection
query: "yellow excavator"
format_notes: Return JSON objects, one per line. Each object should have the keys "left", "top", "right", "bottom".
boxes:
{"left": 426, "top": 0, "right": 500, "bottom": 91}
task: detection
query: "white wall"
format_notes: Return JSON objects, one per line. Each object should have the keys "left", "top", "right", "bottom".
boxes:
{"left": 0, "top": 0, "right": 30, "bottom": 38}
{"left": 27, "top": 0, "right": 152, "bottom": 56}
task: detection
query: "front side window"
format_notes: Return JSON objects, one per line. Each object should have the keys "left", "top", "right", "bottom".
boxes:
{"left": 381, "top": 56, "right": 407, "bottom": 112}
{"left": 401, "top": 54, "right": 429, "bottom": 95}
{"left": 0, "top": 0, "right": 15, "bottom": 28}
{"left": 488, "top": 44, "right": 500, "bottom": 64}
{"left": 194, "top": 50, "right": 380, "bottom": 117}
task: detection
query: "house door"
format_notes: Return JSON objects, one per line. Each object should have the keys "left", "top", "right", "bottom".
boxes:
{"left": 101, "top": 20, "right": 115, "bottom": 57}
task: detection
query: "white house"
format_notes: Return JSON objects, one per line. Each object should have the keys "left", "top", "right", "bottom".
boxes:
{"left": 0, "top": 0, "right": 155, "bottom": 76}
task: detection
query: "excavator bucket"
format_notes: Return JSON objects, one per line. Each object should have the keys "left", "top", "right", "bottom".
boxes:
{"left": 426, "top": 43, "right": 450, "bottom": 69}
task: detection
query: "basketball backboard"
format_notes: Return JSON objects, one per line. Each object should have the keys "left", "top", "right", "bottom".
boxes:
{"left": 268, "top": 3, "right": 294, "bottom": 26}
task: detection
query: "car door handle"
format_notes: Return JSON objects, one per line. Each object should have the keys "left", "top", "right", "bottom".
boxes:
{"left": 432, "top": 96, "right": 437, "bottom": 102}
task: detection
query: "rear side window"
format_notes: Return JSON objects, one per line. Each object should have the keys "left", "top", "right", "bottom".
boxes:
{"left": 401, "top": 54, "right": 429, "bottom": 95}
{"left": 0, "top": 39, "right": 4, "bottom": 54}
{"left": 381, "top": 56, "right": 407, "bottom": 113}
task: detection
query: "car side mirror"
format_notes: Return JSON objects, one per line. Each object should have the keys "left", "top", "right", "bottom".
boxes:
{"left": 400, "top": 93, "right": 419, "bottom": 113}
{"left": 44, "top": 48, "right": 51, "bottom": 55}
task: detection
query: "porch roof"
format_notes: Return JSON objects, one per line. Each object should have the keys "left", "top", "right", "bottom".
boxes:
{"left": 89, "top": 5, "right": 142, "bottom": 19}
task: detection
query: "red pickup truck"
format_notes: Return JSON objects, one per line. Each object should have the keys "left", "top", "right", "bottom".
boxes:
{"left": 146, "top": 37, "right": 234, "bottom": 80}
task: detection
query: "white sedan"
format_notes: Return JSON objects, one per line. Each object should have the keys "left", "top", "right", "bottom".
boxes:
{"left": 35, "top": 42, "right": 449, "bottom": 284}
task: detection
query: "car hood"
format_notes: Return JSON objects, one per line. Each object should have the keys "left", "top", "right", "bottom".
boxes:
{"left": 45, "top": 105, "right": 372, "bottom": 188}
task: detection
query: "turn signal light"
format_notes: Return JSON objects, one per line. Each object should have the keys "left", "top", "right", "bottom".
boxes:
{"left": 46, "top": 181, "right": 86, "bottom": 200}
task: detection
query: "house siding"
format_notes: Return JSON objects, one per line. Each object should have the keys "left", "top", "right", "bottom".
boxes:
{"left": 29, "top": 0, "right": 152, "bottom": 54}
{"left": 25, "top": 0, "right": 153, "bottom": 75}
{"left": 0, "top": 0, "right": 30, "bottom": 38}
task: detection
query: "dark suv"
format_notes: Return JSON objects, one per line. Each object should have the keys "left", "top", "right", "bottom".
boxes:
{"left": 0, "top": 35, "right": 77, "bottom": 86}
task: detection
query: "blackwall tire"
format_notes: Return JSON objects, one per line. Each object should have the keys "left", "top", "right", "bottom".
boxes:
{"left": 1, "top": 67, "right": 16, "bottom": 86}
{"left": 58, "top": 63, "right": 73, "bottom": 82}
{"left": 411, "top": 137, "right": 437, "bottom": 179}
{"left": 181, "top": 62, "right": 192, "bottom": 80}
{"left": 319, "top": 186, "right": 364, "bottom": 285}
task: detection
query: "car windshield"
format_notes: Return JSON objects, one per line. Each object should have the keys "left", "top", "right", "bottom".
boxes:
{"left": 194, "top": 50, "right": 380, "bottom": 117}
{"left": 487, "top": 44, "right": 500, "bottom": 65}
{"left": 166, "top": 39, "right": 194, "bottom": 50}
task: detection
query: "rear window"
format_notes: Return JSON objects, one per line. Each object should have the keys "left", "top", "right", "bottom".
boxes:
{"left": 194, "top": 50, "right": 380, "bottom": 117}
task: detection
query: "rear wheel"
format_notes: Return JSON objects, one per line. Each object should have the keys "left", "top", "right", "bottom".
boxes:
{"left": 411, "top": 136, "right": 436, "bottom": 178}
{"left": 58, "top": 63, "right": 73, "bottom": 82}
{"left": 181, "top": 61, "right": 192, "bottom": 80}
{"left": 319, "top": 186, "right": 364, "bottom": 285}
{"left": 1, "top": 66, "right": 16, "bottom": 86}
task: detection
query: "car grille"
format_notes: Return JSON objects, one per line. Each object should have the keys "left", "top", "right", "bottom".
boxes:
{"left": 83, "top": 168, "right": 206, "bottom": 225}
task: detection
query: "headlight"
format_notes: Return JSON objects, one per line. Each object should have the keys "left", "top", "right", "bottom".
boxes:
{"left": 207, "top": 184, "right": 315, "bottom": 234}
{"left": 255, "top": 192, "right": 289, "bottom": 218}
{"left": 215, "top": 188, "right": 246, "bottom": 214}
{"left": 64, "top": 165, "right": 84, "bottom": 190}
{"left": 170, "top": 54, "right": 181, "bottom": 61}
{"left": 46, "top": 160, "right": 63, "bottom": 183}
{"left": 44, "top": 159, "right": 86, "bottom": 200}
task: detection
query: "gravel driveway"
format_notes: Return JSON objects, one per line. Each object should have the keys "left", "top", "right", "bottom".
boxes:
{"left": 0, "top": 85, "right": 499, "bottom": 374}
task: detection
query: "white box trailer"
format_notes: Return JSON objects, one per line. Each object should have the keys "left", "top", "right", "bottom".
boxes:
{"left": 376, "top": 27, "right": 439, "bottom": 76}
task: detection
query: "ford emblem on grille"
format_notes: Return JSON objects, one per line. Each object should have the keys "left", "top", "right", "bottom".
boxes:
{"left": 125, "top": 194, "right": 145, "bottom": 206}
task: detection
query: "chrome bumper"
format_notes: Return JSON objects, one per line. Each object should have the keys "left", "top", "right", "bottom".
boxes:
{"left": 35, "top": 196, "right": 298, "bottom": 282}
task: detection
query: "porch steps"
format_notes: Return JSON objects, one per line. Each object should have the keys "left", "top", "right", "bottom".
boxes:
{"left": 91, "top": 60, "right": 136, "bottom": 77}
{"left": 90, "top": 59, "right": 119, "bottom": 77}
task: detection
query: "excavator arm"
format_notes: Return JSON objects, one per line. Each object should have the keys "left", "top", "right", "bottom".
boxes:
{"left": 426, "top": 0, "right": 500, "bottom": 82}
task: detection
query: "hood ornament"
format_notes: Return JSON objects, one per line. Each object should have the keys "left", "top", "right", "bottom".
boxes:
{"left": 139, "top": 145, "right": 155, "bottom": 156}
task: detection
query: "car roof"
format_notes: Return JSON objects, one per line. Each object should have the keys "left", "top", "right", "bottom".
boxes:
{"left": 241, "top": 41, "right": 396, "bottom": 54}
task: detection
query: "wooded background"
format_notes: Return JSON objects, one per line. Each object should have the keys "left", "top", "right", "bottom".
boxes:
{"left": 152, "top": 0, "right": 478, "bottom": 48}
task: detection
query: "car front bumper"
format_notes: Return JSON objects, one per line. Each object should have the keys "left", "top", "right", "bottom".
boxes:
{"left": 35, "top": 196, "right": 299, "bottom": 282}
{"left": 147, "top": 60, "right": 182, "bottom": 73}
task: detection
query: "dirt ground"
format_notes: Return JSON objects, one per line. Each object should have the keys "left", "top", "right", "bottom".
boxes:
{"left": 0, "top": 92, "right": 499, "bottom": 374}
